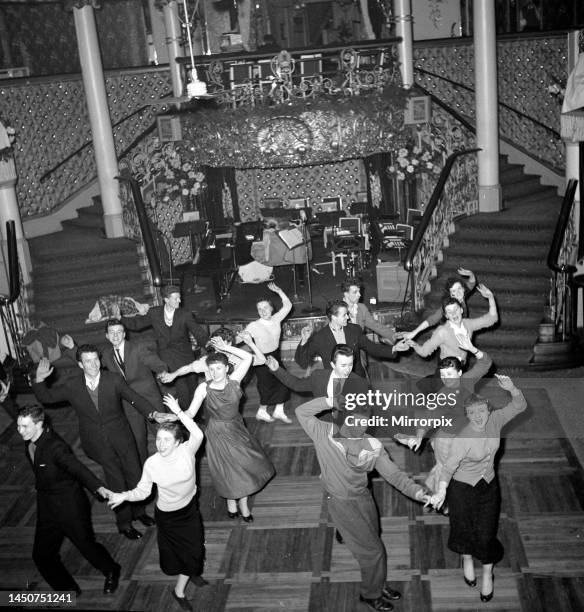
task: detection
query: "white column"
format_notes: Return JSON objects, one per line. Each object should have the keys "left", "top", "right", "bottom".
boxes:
{"left": 473, "top": 0, "right": 501, "bottom": 212}
{"left": 0, "top": 161, "right": 31, "bottom": 285}
{"left": 73, "top": 4, "right": 124, "bottom": 237}
{"left": 566, "top": 31, "right": 582, "bottom": 326}
{"left": 163, "top": 0, "right": 184, "bottom": 97}
{"left": 393, "top": 0, "right": 414, "bottom": 88}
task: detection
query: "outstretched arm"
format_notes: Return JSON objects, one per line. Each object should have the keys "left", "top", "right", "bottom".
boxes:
{"left": 268, "top": 282, "right": 293, "bottom": 321}
{"left": 185, "top": 382, "right": 207, "bottom": 420}
{"left": 210, "top": 337, "right": 252, "bottom": 382}
{"left": 163, "top": 394, "right": 204, "bottom": 452}
{"left": 266, "top": 356, "right": 313, "bottom": 393}
{"left": 159, "top": 359, "right": 205, "bottom": 383}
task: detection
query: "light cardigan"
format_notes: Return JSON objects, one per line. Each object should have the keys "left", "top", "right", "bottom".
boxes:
{"left": 440, "top": 389, "right": 527, "bottom": 487}
{"left": 124, "top": 436, "right": 199, "bottom": 512}
{"left": 415, "top": 311, "right": 497, "bottom": 362}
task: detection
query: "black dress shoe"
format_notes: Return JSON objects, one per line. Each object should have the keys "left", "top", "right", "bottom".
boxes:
{"left": 381, "top": 586, "right": 401, "bottom": 601}
{"left": 190, "top": 575, "right": 209, "bottom": 587}
{"left": 227, "top": 510, "right": 240, "bottom": 519}
{"left": 335, "top": 530, "right": 344, "bottom": 544}
{"left": 172, "top": 590, "right": 193, "bottom": 611}
{"left": 359, "top": 595, "right": 393, "bottom": 611}
{"left": 103, "top": 564, "right": 121, "bottom": 594}
{"left": 135, "top": 514, "right": 156, "bottom": 527}
{"left": 119, "top": 526, "right": 142, "bottom": 540}
{"left": 464, "top": 575, "right": 477, "bottom": 587}
{"left": 240, "top": 513, "right": 254, "bottom": 523}
{"left": 480, "top": 573, "right": 494, "bottom": 602}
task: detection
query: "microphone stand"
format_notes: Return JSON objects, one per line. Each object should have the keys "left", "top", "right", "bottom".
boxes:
{"left": 299, "top": 210, "right": 320, "bottom": 314}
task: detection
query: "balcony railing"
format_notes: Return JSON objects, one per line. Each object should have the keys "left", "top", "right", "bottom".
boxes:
{"left": 173, "top": 39, "right": 402, "bottom": 109}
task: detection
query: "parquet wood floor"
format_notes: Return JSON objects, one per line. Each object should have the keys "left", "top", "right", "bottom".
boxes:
{"left": 1, "top": 370, "right": 583, "bottom": 612}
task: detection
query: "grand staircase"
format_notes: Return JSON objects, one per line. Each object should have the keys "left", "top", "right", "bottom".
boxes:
{"left": 420, "top": 156, "right": 560, "bottom": 370}
{"left": 28, "top": 199, "right": 152, "bottom": 347}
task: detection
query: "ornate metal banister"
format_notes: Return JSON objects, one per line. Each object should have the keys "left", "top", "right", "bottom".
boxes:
{"left": 404, "top": 148, "right": 481, "bottom": 312}
{"left": 116, "top": 174, "right": 163, "bottom": 289}
{"left": 546, "top": 178, "right": 578, "bottom": 341}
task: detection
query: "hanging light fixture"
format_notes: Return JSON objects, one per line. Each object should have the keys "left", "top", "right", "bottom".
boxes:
{"left": 182, "top": 0, "right": 210, "bottom": 98}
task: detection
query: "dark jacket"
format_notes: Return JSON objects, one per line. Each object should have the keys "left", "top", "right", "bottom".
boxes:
{"left": 273, "top": 366, "right": 369, "bottom": 401}
{"left": 26, "top": 427, "right": 103, "bottom": 495}
{"left": 122, "top": 307, "right": 208, "bottom": 370}
{"left": 294, "top": 322, "right": 398, "bottom": 377}
{"left": 32, "top": 370, "right": 153, "bottom": 463}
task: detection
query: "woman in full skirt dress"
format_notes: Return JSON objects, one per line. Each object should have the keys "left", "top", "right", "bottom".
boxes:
{"left": 185, "top": 336, "right": 275, "bottom": 521}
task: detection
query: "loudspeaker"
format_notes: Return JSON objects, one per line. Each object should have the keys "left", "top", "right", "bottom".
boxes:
{"left": 6, "top": 221, "right": 20, "bottom": 302}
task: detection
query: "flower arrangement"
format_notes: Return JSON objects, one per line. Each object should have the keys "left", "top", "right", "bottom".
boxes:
{"left": 0, "top": 122, "right": 16, "bottom": 162}
{"left": 547, "top": 79, "right": 566, "bottom": 105}
{"left": 139, "top": 141, "right": 206, "bottom": 203}
{"left": 387, "top": 143, "right": 443, "bottom": 181}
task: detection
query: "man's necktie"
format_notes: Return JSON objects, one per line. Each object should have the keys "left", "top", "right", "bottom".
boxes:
{"left": 28, "top": 442, "right": 36, "bottom": 463}
{"left": 115, "top": 349, "right": 126, "bottom": 376}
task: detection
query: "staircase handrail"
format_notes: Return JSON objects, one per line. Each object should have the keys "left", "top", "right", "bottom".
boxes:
{"left": 547, "top": 178, "right": 578, "bottom": 274}
{"left": 115, "top": 175, "right": 163, "bottom": 288}
{"left": 545, "top": 179, "right": 578, "bottom": 342}
{"left": 414, "top": 67, "right": 561, "bottom": 140}
{"left": 39, "top": 106, "right": 153, "bottom": 183}
{"left": 403, "top": 148, "right": 480, "bottom": 312}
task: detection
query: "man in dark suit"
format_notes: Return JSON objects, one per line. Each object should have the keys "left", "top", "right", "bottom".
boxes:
{"left": 119, "top": 285, "right": 208, "bottom": 409}
{"left": 17, "top": 404, "right": 121, "bottom": 596}
{"left": 102, "top": 319, "right": 168, "bottom": 464}
{"left": 32, "top": 345, "right": 169, "bottom": 539}
{"left": 294, "top": 300, "right": 408, "bottom": 377}
{"left": 267, "top": 343, "right": 369, "bottom": 401}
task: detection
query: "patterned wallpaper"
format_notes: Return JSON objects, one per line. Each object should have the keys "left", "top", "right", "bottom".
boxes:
{"left": 235, "top": 160, "right": 366, "bottom": 222}
{"left": 1, "top": 0, "right": 147, "bottom": 75}
{"left": 0, "top": 67, "right": 171, "bottom": 216}
{"left": 414, "top": 34, "right": 567, "bottom": 170}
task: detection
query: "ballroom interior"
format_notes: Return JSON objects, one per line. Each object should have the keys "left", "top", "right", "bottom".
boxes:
{"left": 1, "top": 0, "right": 584, "bottom": 610}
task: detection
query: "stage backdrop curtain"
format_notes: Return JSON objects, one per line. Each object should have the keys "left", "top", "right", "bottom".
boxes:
{"left": 364, "top": 153, "right": 397, "bottom": 218}
{"left": 203, "top": 166, "right": 241, "bottom": 227}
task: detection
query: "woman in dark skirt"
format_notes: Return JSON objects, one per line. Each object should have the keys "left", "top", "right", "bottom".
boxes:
{"left": 244, "top": 282, "right": 292, "bottom": 423}
{"left": 430, "top": 374, "right": 526, "bottom": 603}
{"left": 108, "top": 399, "right": 205, "bottom": 611}
{"left": 185, "top": 337, "right": 275, "bottom": 521}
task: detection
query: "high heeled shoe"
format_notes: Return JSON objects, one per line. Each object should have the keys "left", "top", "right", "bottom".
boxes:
{"left": 462, "top": 558, "right": 476, "bottom": 587}
{"left": 227, "top": 510, "right": 240, "bottom": 519}
{"left": 240, "top": 513, "right": 254, "bottom": 523}
{"left": 480, "top": 574, "right": 494, "bottom": 602}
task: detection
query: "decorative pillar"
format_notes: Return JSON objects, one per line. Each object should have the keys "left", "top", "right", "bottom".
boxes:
{"left": 473, "top": 0, "right": 501, "bottom": 212}
{"left": 393, "top": 0, "right": 414, "bottom": 88}
{"left": 162, "top": 0, "right": 184, "bottom": 97}
{"left": 72, "top": 1, "right": 124, "bottom": 237}
{"left": 0, "top": 154, "right": 31, "bottom": 286}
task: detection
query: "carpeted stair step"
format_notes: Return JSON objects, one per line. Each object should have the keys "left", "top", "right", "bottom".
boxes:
{"left": 33, "top": 268, "right": 147, "bottom": 292}
{"left": 499, "top": 163, "right": 528, "bottom": 183}
{"left": 29, "top": 234, "right": 138, "bottom": 260}
{"left": 503, "top": 187, "right": 560, "bottom": 205}
{"left": 499, "top": 174, "right": 545, "bottom": 198}
{"left": 474, "top": 328, "right": 537, "bottom": 348}
{"left": 34, "top": 279, "right": 148, "bottom": 308}
{"left": 33, "top": 248, "right": 145, "bottom": 276}
{"left": 444, "top": 241, "right": 550, "bottom": 259}
{"left": 447, "top": 227, "right": 553, "bottom": 244}
{"left": 438, "top": 259, "right": 549, "bottom": 279}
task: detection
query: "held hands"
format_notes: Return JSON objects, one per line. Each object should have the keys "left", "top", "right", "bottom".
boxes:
{"left": 392, "top": 339, "right": 410, "bottom": 353}
{"left": 477, "top": 283, "right": 494, "bottom": 300}
{"left": 393, "top": 433, "right": 422, "bottom": 452}
{"left": 107, "top": 492, "right": 128, "bottom": 510}
{"left": 158, "top": 371, "right": 174, "bottom": 384}
{"left": 238, "top": 330, "right": 253, "bottom": 345}
{"left": 96, "top": 486, "right": 113, "bottom": 501}
{"left": 36, "top": 358, "right": 54, "bottom": 383}
{"left": 300, "top": 326, "right": 312, "bottom": 345}
{"left": 429, "top": 491, "right": 446, "bottom": 510}
{"left": 162, "top": 394, "right": 182, "bottom": 416}
{"left": 265, "top": 356, "right": 279, "bottom": 372}
{"left": 394, "top": 330, "right": 417, "bottom": 342}
{"left": 415, "top": 489, "right": 432, "bottom": 507}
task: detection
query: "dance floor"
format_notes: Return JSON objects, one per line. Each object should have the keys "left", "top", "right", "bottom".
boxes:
{"left": 1, "top": 362, "right": 584, "bottom": 611}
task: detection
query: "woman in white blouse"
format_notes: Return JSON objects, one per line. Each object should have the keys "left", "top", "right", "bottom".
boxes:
{"left": 107, "top": 396, "right": 205, "bottom": 611}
